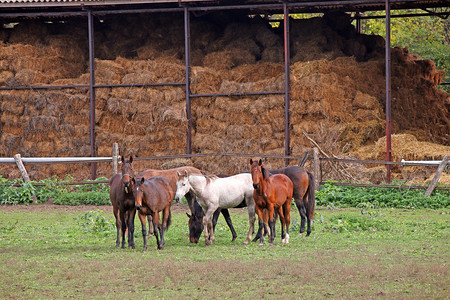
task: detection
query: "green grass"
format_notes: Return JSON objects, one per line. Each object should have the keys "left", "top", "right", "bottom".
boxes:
{"left": 0, "top": 204, "right": 448, "bottom": 299}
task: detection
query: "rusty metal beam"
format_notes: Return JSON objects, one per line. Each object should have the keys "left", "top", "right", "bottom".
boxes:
{"left": 184, "top": 7, "right": 192, "bottom": 155}
{"left": 88, "top": 9, "right": 97, "bottom": 180}
{"left": 385, "top": 0, "right": 392, "bottom": 183}
{"left": 284, "top": 2, "right": 291, "bottom": 167}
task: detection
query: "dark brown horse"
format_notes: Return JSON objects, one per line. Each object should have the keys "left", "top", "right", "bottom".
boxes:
{"left": 109, "top": 156, "right": 137, "bottom": 249}
{"left": 268, "top": 166, "right": 315, "bottom": 236}
{"left": 132, "top": 176, "right": 175, "bottom": 250}
{"left": 250, "top": 159, "right": 293, "bottom": 245}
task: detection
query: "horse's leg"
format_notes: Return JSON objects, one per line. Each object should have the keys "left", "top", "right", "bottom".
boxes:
{"left": 267, "top": 204, "right": 276, "bottom": 245}
{"left": 254, "top": 205, "right": 266, "bottom": 245}
{"left": 151, "top": 212, "right": 162, "bottom": 250}
{"left": 128, "top": 208, "right": 137, "bottom": 249}
{"left": 212, "top": 209, "right": 221, "bottom": 233}
{"left": 244, "top": 198, "right": 256, "bottom": 244}
{"left": 203, "top": 207, "right": 215, "bottom": 246}
{"left": 284, "top": 200, "right": 291, "bottom": 244}
{"left": 138, "top": 212, "right": 148, "bottom": 251}
{"left": 147, "top": 215, "right": 153, "bottom": 236}
{"left": 262, "top": 209, "right": 271, "bottom": 245}
{"left": 219, "top": 209, "right": 238, "bottom": 242}
{"left": 277, "top": 206, "right": 286, "bottom": 244}
{"left": 160, "top": 207, "right": 171, "bottom": 250}
{"left": 119, "top": 210, "right": 127, "bottom": 249}
{"left": 113, "top": 206, "right": 120, "bottom": 247}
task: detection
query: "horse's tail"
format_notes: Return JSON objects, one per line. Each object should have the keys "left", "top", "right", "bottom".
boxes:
{"left": 306, "top": 170, "right": 316, "bottom": 221}
{"left": 166, "top": 210, "right": 172, "bottom": 230}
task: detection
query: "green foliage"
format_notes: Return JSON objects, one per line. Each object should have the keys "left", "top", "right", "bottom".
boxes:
{"left": 323, "top": 213, "right": 392, "bottom": 233}
{"left": 53, "top": 191, "right": 110, "bottom": 206}
{"left": 317, "top": 182, "right": 450, "bottom": 209}
{"left": 0, "top": 178, "right": 36, "bottom": 205}
{"left": 0, "top": 176, "right": 110, "bottom": 205}
{"left": 77, "top": 209, "right": 114, "bottom": 234}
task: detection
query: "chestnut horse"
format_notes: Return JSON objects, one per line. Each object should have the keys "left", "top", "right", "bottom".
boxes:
{"left": 250, "top": 159, "right": 293, "bottom": 245}
{"left": 132, "top": 176, "right": 175, "bottom": 250}
{"left": 109, "top": 156, "right": 137, "bottom": 249}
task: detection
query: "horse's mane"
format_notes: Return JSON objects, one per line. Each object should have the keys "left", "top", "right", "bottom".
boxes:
{"left": 203, "top": 174, "right": 218, "bottom": 185}
{"left": 261, "top": 165, "right": 270, "bottom": 180}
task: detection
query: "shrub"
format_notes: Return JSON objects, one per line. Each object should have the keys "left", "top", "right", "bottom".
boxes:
{"left": 53, "top": 191, "right": 110, "bottom": 206}
{"left": 78, "top": 209, "right": 114, "bottom": 234}
{"left": 317, "top": 181, "right": 449, "bottom": 209}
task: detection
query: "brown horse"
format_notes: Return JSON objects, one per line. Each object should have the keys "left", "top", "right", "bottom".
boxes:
{"left": 138, "top": 166, "right": 203, "bottom": 213}
{"left": 109, "top": 156, "right": 137, "bottom": 249}
{"left": 132, "top": 176, "right": 175, "bottom": 250}
{"left": 250, "top": 159, "right": 293, "bottom": 245}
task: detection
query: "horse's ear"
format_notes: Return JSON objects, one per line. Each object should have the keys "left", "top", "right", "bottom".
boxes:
{"left": 129, "top": 156, "right": 133, "bottom": 163}
{"left": 140, "top": 177, "right": 145, "bottom": 184}
{"left": 186, "top": 212, "right": 192, "bottom": 219}
{"left": 184, "top": 170, "right": 188, "bottom": 177}
{"left": 258, "top": 159, "right": 262, "bottom": 166}
{"left": 177, "top": 171, "right": 181, "bottom": 177}
{"left": 121, "top": 156, "right": 124, "bottom": 163}
{"left": 131, "top": 177, "right": 135, "bottom": 184}
{"left": 250, "top": 158, "right": 253, "bottom": 165}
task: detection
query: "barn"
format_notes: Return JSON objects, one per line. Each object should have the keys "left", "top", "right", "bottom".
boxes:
{"left": 0, "top": 0, "right": 449, "bottom": 182}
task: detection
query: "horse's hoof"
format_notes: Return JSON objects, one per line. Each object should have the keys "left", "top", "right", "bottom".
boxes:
{"left": 258, "top": 242, "right": 264, "bottom": 246}
{"left": 243, "top": 240, "right": 249, "bottom": 244}
{"left": 205, "top": 240, "right": 212, "bottom": 246}
{"left": 231, "top": 236, "right": 237, "bottom": 242}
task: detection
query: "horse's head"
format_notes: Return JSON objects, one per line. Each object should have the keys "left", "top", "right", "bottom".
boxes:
{"left": 132, "top": 177, "right": 145, "bottom": 211}
{"left": 250, "top": 158, "right": 264, "bottom": 190}
{"left": 186, "top": 212, "right": 204, "bottom": 243}
{"left": 187, "top": 197, "right": 204, "bottom": 243}
{"left": 175, "top": 170, "right": 191, "bottom": 202}
{"left": 121, "top": 156, "right": 135, "bottom": 194}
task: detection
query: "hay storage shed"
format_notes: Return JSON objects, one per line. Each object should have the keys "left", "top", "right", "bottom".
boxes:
{"left": 0, "top": 0, "right": 449, "bottom": 180}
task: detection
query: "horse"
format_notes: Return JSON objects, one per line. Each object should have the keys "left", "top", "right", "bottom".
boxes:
{"left": 109, "top": 156, "right": 137, "bottom": 249}
{"left": 139, "top": 166, "right": 238, "bottom": 243}
{"left": 250, "top": 158, "right": 293, "bottom": 245}
{"left": 132, "top": 176, "right": 175, "bottom": 250}
{"left": 269, "top": 166, "right": 315, "bottom": 236}
{"left": 175, "top": 171, "right": 256, "bottom": 246}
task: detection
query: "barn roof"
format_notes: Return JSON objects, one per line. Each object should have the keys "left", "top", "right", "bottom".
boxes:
{"left": 0, "top": 0, "right": 449, "bottom": 16}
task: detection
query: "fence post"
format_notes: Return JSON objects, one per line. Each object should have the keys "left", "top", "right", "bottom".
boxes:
{"left": 424, "top": 155, "right": 448, "bottom": 197}
{"left": 14, "top": 154, "right": 38, "bottom": 204}
{"left": 313, "top": 147, "right": 320, "bottom": 190}
{"left": 112, "top": 143, "right": 119, "bottom": 175}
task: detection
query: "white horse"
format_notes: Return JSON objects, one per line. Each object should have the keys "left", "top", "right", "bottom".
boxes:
{"left": 175, "top": 171, "right": 256, "bottom": 245}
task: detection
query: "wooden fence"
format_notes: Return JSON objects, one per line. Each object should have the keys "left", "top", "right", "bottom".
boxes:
{"left": 0, "top": 143, "right": 448, "bottom": 204}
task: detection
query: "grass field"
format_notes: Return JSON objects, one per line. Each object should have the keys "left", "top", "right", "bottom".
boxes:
{"left": 0, "top": 203, "right": 448, "bottom": 299}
